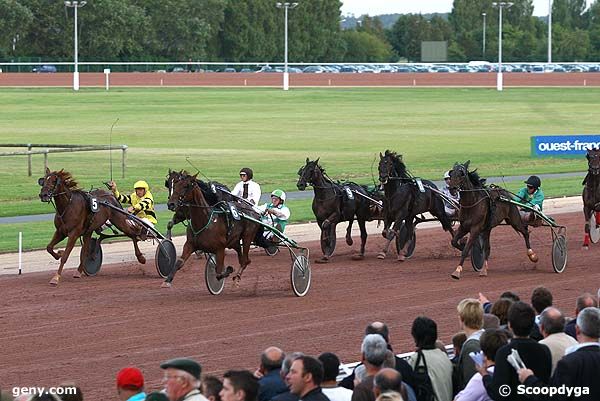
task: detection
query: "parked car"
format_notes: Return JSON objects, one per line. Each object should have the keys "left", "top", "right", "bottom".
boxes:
{"left": 223, "top": 67, "right": 236, "bottom": 73}
{"left": 32, "top": 65, "right": 57, "bottom": 73}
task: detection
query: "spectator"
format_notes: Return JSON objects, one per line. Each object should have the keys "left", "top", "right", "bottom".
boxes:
{"left": 478, "top": 292, "right": 520, "bottom": 314}
{"left": 565, "top": 293, "right": 597, "bottom": 339}
{"left": 482, "top": 314, "right": 500, "bottom": 330}
{"left": 455, "top": 328, "right": 508, "bottom": 401}
{"left": 375, "top": 392, "right": 404, "bottom": 401}
{"left": 56, "top": 383, "right": 83, "bottom": 401}
{"left": 0, "top": 391, "right": 13, "bottom": 401}
{"left": 357, "top": 334, "right": 388, "bottom": 385}
{"left": 318, "top": 352, "right": 352, "bottom": 401}
{"left": 407, "top": 316, "right": 453, "bottom": 401}
{"left": 451, "top": 332, "right": 467, "bottom": 365}
{"left": 530, "top": 286, "right": 553, "bottom": 341}
{"left": 160, "top": 358, "right": 208, "bottom": 401}
{"left": 490, "top": 298, "right": 514, "bottom": 329}
{"left": 272, "top": 352, "right": 304, "bottom": 401}
{"left": 117, "top": 367, "right": 146, "bottom": 401}
{"left": 480, "top": 302, "right": 552, "bottom": 401}
{"left": 146, "top": 393, "right": 170, "bottom": 401}
{"left": 202, "top": 376, "right": 223, "bottom": 401}
{"left": 538, "top": 307, "right": 577, "bottom": 374}
{"left": 286, "top": 356, "right": 329, "bottom": 401}
{"left": 220, "top": 370, "right": 259, "bottom": 401}
{"left": 456, "top": 299, "right": 485, "bottom": 392}
{"left": 518, "top": 307, "right": 600, "bottom": 401}
{"left": 373, "top": 368, "right": 415, "bottom": 401}
{"left": 256, "top": 347, "right": 287, "bottom": 401}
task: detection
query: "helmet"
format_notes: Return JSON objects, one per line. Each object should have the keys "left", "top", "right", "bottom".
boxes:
{"left": 524, "top": 176, "right": 541, "bottom": 189}
{"left": 133, "top": 180, "right": 149, "bottom": 190}
{"left": 444, "top": 171, "right": 451, "bottom": 180}
{"left": 239, "top": 167, "right": 253, "bottom": 180}
{"left": 271, "top": 189, "right": 286, "bottom": 202}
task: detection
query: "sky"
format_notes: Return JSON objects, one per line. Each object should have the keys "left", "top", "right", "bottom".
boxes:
{"left": 341, "top": 0, "right": 594, "bottom": 17}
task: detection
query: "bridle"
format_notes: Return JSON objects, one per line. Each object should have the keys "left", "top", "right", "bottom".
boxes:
{"left": 587, "top": 151, "right": 600, "bottom": 175}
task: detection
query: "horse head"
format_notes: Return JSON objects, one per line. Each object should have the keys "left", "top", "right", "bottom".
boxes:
{"left": 167, "top": 171, "right": 199, "bottom": 211}
{"left": 38, "top": 168, "right": 77, "bottom": 202}
{"left": 297, "top": 157, "right": 320, "bottom": 190}
{"left": 586, "top": 148, "right": 600, "bottom": 175}
{"left": 449, "top": 161, "right": 470, "bottom": 190}
{"left": 378, "top": 150, "right": 407, "bottom": 184}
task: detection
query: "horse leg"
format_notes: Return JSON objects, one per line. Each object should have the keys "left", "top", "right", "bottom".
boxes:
{"left": 166, "top": 219, "right": 174, "bottom": 240}
{"left": 509, "top": 209, "right": 538, "bottom": 263}
{"left": 46, "top": 230, "right": 66, "bottom": 260}
{"left": 351, "top": 218, "right": 368, "bottom": 260}
{"left": 74, "top": 232, "right": 93, "bottom": 278}
{"left": 233, "top": 237, "right": 253, "bottom": 286}
{"left": 451, "top": 228, "right": 480, "bottom": 280}
{"left": 583, "top": 204, "right": 593, "bottom": 249}
{"left": 377, "top": 220, "right": 398, "bottom": 259}
{"left": 396, "top": 218, "right": 415, "bottom": 262}
{"left": 451, "top": 223, "right": 469, "bottom": 252}
{"left": 50, "top": 234, "right": 78, "bottom": 286}
{"left": 161, "top": 240, "right": 195, "bottom": 287}
{"left": 132, "top": 238, "right": 146, "bottom": 265}
{"left": 345, "top": 219, "right": 354, "bottom": 246}
{"left": 479, "top": 230, "right": 492, "bottom": 277}
{"left": 317, "top": 223, "right": 337, "bottom": 263}
{"left": 215, "top": 248, "right": 234, "bottom": 280}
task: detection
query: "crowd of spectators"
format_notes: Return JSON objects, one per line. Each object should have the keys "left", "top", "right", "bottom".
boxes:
{"left": 2, "top": 287, "right": 599, "bottom": 401}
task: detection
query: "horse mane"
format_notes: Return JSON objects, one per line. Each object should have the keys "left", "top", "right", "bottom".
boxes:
{"left": 467, "top": 169, "right": 486, "bottom": 188}
{"left": 384, "top": 150, "right": 411, "bottom": 179}
{"left": 55, "top": 169, "right": 80, "bottom": 190}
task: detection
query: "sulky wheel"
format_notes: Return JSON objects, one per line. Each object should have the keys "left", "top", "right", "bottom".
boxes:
{"left": 589, "top": 214, "right": 600, "bottom": 244}
{"left": 552, "top": 233, "right": 568, "bottom": 273}
{"left": 155, "top": 239, "right": 177, "bottom": 278}
{"left": 83, "top": 237, "right": 103, "bottom": 276}
{"left": 320, "top": 225, "right": 337, "bottom": 257}
{"left": 397, "top": 222, "right": 417, "bottom": 259}
{"left": 291, "top": 252, "right": 311, "bottom": 297}
{"left": 205, "top": 253, "right": 225, "bottom": 295}
{"left": 470, "top": 235, "right": 486, "bottom": 272}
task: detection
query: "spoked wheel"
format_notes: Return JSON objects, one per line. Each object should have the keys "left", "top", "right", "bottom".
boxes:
{"left": 320, "top": 225, "right": 336, "bottom": 257}
{"left": 397, "top": 223, "right": 417, "bottom": 258}
{"left": 552, "top": 231, "right": 568, "bottom": 273}
{"left": 155, "top": 239, "right": 177, "bottom": 278}
{"left": 83, "top": 237, "right": 103, "bottom": 276}
{"left": 291, "top": 250, "right": 311, "bottom": 297}
{"left": 470, "top": 235, "right": 486, "bottom": 272}
{"left": 590, "top": 214, "right": 600, "bottom": 244}
{"left": 205, "top": 253, "right": 225, "bottom": 295}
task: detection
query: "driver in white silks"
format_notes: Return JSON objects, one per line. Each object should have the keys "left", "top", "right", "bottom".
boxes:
{"left": 256, "top": 189, "right": 291, "bottom": 243}
{"left": 441, "top": 170, "right": 460, "bottom": 218}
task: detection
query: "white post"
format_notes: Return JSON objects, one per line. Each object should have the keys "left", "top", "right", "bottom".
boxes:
{"left": 493, "top": 2, "right": 513, "bottom": 92}
{"left": 18, "top": 232, "right": 22, "bottom": 275}
{"left": 283, "top": 4, "right": 289, "bottom": 91}
{"left": 104, "top": 68, "right": 111, "bottom": 91}
{"left": 548, "top": 0, "right": 552, "bottom": 63}
{"left": 73, "top": 4, "right": 79, "bottom": 91}
{"left": 482, "top": 13, "right": 486, "bottom": 58}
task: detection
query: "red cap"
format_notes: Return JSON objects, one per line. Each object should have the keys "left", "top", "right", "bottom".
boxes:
{"left": 116, "top": 367, "right": 144, "bottom": 390}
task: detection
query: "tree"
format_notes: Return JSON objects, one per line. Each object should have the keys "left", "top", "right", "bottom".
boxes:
{"left": 0, "top": 0, "right": 33, "bottom": 58}
{"left": 341, "top": 30, "right": 393, "bottom": 62}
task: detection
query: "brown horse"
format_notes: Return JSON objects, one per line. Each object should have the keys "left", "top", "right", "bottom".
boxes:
{"left": 448, "top": 161, "right": 538, "bottom": 279}
{"left": 39, "top": 168, "right": 148, "bottom": 285}
{"left": 163, "top": 171, "right": 262, "bottom": 287}
{"left": 582, "top": 148, "right": 600, "bottom": 248}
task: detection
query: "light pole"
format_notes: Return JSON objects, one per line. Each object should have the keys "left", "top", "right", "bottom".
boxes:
{"left": 65, "top": 1, "right": 87, "bottom": 91}
{"left": 482, "top": 13, "right": 487, "bottom": 58}
{"left": 492, "top": 2, "right": 513, "bottom": 91}
{"left": 548, "top": 0, "right": 553, "bottom": 63}
{"left": 276, "top": 2, "right": 298, "bottom": 91}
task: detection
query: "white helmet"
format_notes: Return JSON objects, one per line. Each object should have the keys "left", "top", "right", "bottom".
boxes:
{"left": 444, "top": 171, "right": 451, "bottom": 180}
{"left": 271, "top": 189, "right": 286, "bottom": 202}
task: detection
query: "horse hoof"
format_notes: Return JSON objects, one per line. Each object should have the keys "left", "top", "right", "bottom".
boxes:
{"left": 137, "top": 255, "right": 147, "bottom": 264}
{"left": 527, "top": 249, "right": 538, "bottom": 263}
{"left": 346, "top": 238, "right": 354, "bottom": 246}
{"left": 73, "top": 271, "right": 82, "bottom": 279}
{"left": 225, "top": 266, "right": 234, "bottom": 276}
{"left": 479, "top": 269, "right": 488, "bottom": 277}
{"left": 351, "top": 254, "right": 364, "bottom": 261}
{"left": 315, "top": 257, "right": 330, "bottom": 264}
{"left": 396, "top": 254, "right": 405, "bottom": 262}
{"left": 49, "top": 275, "right": 61, "bottom": 286}
{"left": 160, "top": 281, "right": 172, "bottom": 288}
{"left": 451, "top": 266, "right": 462, "bottom": 280}
{"left": 582, "top": 245, "right": 589, "bottom": 250}
{"left": 376, "top": 252, "right": 386, "bottom": 260}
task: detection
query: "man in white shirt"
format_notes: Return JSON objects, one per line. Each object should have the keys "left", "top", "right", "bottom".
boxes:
{"left": 233, "top": 168, "right": 261, "bottom": 205}
{"left": 318, "top": 352, "right": 352, "bottom": 401}
{"left": 538, "top": 307, "right": 578, "bottom": 374}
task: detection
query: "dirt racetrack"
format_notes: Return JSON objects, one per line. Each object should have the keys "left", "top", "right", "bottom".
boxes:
{"left": 1, "top": 210, "right": 599, "bottom": 399}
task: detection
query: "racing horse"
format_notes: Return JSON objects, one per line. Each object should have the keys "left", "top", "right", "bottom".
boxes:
{"left": 297, "top": 158, "right": 382, "bottom": 262}
{"left": 163, "top": 170, "right": 262, "bottom": 287}
{"left": 448, "top": 161, "right": 538, "bottom": 279}
{"left": 164, "top": 169, "right": 232, "bottom": 239}
{"left": 39, "top": 168, "right": 148, "bottom": 286}
{"left": 582, "top": 148, "right": 600, "bottom": 248}
{"left": 377, "top": 150, "right": 456, "bottom": 261}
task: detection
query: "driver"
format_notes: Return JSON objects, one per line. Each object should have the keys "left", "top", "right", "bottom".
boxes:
{"left": 232, "top": 167, "right": 261, "bottom": 205}
{"left": 109, "top": 180, "right": 157, "bottom": 227}
{"left": 514, "top": 175, "right": 544, "bottom": 225}
{"left": 441, "top": 170, "right": 460, "bottom": 218}
{"left": 257, "top": 189, "right": 290, "bottom": 241}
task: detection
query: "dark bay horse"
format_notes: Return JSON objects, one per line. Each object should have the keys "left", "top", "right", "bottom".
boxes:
{"left": 39, "top": 168, "right": 147, "bottom": 286}
{"left": 377, "top": 150, "right": 456, "bottom": 261}
{"left": 448, "top": 161, "right": 537, "bottom": 279}
{"left": 163, "top": 171, "right": 262, "bottom": 287}
{"left": 582, "top": 148, "right": 600, "bottom": 248}
{"left": 164, "top": 169, "right": 231, "bottom": 239}
{"left": 297, "top": 158, "right": 382, "bottom": 262}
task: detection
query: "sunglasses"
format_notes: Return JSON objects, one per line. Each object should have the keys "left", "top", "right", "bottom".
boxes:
{"left": 527, "top": 185, "right": 534, "bottom": 189}
{"left": 240, "top": 173, "right": 247, "bottom": 176}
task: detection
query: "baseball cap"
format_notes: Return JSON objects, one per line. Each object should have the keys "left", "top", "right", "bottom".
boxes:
{"left": 116, "top": 367, "right": 144, "bottom": 390}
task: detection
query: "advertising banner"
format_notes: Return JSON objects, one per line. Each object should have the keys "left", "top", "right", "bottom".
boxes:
{"left": 531, "top": 135, "right": 600, "bottom": 157}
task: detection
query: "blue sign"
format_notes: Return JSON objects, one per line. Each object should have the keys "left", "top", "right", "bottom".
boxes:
{"left": 531, "top": 135, "right": 600, "bottom": 157}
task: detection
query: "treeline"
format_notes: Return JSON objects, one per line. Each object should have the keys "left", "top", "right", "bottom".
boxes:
{"left": 1, "top": 0, "right": 599, "bottom": 63}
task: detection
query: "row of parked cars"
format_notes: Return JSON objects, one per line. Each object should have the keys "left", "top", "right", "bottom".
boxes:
{"left": 30, "top": 62, "right": 600, "bottom": 74}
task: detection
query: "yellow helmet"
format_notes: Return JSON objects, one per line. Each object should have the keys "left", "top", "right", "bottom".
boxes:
{"left": 133, "top": 180, "right": 149, "bottom": 190}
